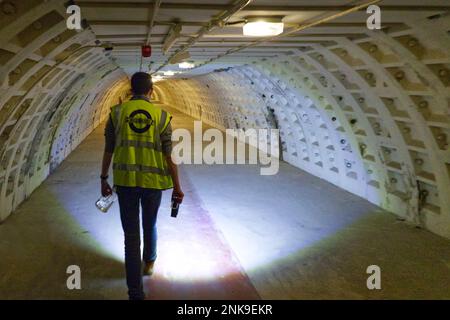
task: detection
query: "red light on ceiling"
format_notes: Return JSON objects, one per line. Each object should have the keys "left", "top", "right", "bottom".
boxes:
{"left": 142, "top": 45, "right": 152, "bottom": 57}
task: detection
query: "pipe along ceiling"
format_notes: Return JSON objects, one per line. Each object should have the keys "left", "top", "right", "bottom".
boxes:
{"left": 0, "top": 1, "right": 449, "bottom": 239}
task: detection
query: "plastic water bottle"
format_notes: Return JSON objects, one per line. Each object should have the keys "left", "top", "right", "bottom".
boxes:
{"left": 95, "top": 192, "right": 117, "bottom": 213}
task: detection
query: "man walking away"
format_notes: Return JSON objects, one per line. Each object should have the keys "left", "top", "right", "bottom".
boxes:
{"left": 100, "top": 72, "right": 184, "bottom": 300}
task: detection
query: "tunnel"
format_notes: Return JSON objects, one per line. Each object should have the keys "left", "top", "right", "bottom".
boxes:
{"left": 0, "top": 0, "right": 449, "bottom": 300}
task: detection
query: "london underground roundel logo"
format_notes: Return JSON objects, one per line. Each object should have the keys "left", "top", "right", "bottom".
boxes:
{"left": 126, "top": 109, "right": 154, "bottom": 133}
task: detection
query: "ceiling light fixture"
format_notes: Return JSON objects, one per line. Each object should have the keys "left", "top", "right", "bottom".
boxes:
{"left": 179, "top": 61, "right": 195, "bottom": 69}
{"left": 243, "top": 16, "right": 284, "bottom": 37}
{"left": 163, "top": 70, "right": 175, "bottom": 76}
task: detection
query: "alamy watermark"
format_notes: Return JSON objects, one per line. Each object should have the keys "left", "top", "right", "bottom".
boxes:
{"left": 367, "top": 5, "right": 381, "bottom": 30}
{"left": 62, "top": 3, "right": 380, "bottom": 176}
{"left": 66, "top": 265, "right": 81, "bottom": 290}
{"left": 366, "top": 265, "right": 381, "bottom": 290}
{"left": 65, "top": 4, "right": 382, "bottom": 31}
{"left": 65, "top": 4, "right": 382, "bottom": 32}
{"left": 66, "top": 5, "right": 82, "bottom": 30}
{"left": 172, "top": 121, "right": 280, "bottom": 176}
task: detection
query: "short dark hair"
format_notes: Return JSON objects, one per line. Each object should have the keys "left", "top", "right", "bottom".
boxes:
{"left": 131, "top": 72, "right": 153, "bottom": 95}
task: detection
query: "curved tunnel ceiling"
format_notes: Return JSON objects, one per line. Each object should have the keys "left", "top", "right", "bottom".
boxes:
{"left": 0, "top": 0, "right": 449, "bottom": 239}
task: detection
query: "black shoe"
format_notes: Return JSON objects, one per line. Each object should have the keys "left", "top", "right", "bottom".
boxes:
{"left": 143, "top": 260, "right": 155, "bottom": 276}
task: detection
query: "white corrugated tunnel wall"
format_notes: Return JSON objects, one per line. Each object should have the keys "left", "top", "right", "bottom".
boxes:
{"left": 0, "top": 1, "right": 130, "bottom": 220}
{"left": 155, "top": 22, "right": 450, "bottom": 238}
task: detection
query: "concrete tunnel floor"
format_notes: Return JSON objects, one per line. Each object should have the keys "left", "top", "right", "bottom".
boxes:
{"left": 0, "top": 103, "right": 449, "bottom": 300}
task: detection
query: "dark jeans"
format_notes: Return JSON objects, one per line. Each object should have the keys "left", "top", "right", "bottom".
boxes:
{"left": 116, "top": 186, "right": 162, "bottom": 300}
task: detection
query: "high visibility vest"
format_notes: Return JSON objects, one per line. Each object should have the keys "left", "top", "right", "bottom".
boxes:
{"left": 110, "top": 99, "right": 173, "bottom": 189}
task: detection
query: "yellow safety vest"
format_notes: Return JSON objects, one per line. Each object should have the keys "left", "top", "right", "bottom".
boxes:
{"left": 110, "top": 99, "right": 173, "bottom": 189}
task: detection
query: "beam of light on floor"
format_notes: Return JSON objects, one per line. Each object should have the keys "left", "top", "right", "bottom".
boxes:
{"left": 58, "top": 169, "right": 353, "bottom": 284}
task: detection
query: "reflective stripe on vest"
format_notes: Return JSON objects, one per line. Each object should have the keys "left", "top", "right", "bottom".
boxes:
{"left": 113, "top": 163, "right": 170, "bottom": 176}
{"left": 117, "top": 139, "right": 162, "bottom": 152}
{"left": 110, "top": 100, "right": 173, "bottom": 189}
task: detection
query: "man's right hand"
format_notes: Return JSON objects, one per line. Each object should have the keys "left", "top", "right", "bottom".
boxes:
{"left": 101, "top": 180, "right": 113, "bottom": 197}
{"left": 172, "top": 187, "right": 184, "bottom": 203}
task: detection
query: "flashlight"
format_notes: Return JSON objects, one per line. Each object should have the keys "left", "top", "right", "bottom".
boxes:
{"left": 171, "top": 196, "right": 181, "bottom": 218}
